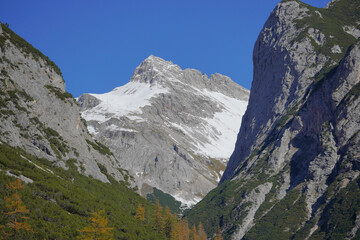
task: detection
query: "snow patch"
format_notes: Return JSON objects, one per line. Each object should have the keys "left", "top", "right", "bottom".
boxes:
{"left": 194, "top": 90, "right": 248, "bottom": 159}
{"left": 81, "top": 81, "right": 168, "bottom": 123}
{"left": 106, "top": 124, "right": 137, "bottom": 132}
{"left": 87, "top": 125, "right": 97, "bottom": 135}
{"left": 170, "top": 122, "right": 194, "bottom": 136}
{"left": 173, "top": 193, "right": 202, "bottom": 209}
{"left": 166, "top": 88, "right": 247, "bottom": 160}
{"left": 216, "top": 171, "right": 224, "bottom": 182}
{"left": 127, "top": 115, "right": 145, "bottom": 122}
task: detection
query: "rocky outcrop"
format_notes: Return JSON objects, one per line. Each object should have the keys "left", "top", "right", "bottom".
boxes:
{"left": 221, "top": 0, "right": 329, "bottom": 183}
{"left": 79, "top": 55, "right": 249, "bottom": 207}
{"left": 187, "top": 0, "right": 360, "bottom": 239}
{"left": 0, "top": 23, "right": 127, "bottom": 184}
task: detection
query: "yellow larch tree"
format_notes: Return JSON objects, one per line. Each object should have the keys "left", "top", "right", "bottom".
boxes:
{"left": 1, "top": 179, "right": 33, "bottom": 239}
{"left": 177, "top": 218, "right": 184, "bottom": 240}
{"left": 182, "top": 219, "right": 190, "bottom": 240}
{"left": 214, "top": 226, "right": 223, "bottom": 240}
{"left": 134, "top": 204, "right": 146, "bottom": 222}
{"left": 77, "top": 209, "right": 114, "bottom": 240}
{"left": 169, "top": 213, "right": 179, "bottom": 240}
{"left": 163, "top": 205, "right": 174, "bottom": 238}
{"left": 191, "top": 225, "right": 198, "bottom": 240}
{"left": 197, "top": 222, "right": 207, "bottom": 240}
{"left": 153, "top": 199, "right": 165, "bottom": 233}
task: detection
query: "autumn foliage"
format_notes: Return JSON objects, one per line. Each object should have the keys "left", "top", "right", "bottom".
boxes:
{"left": 214, "top": 226, "right": 223, "bottom": 240}
{"left": 77, "top": 209, "right": 114, "bottom": 240}
{"left": 0, "top": 178, "right": 209, "bottom": 240}
{"left": 197, "top": 222, "right": 207, "bottom": 240}
{"left": 134, "top": 200, "right": 208, "bottom": 240}
{"left": 1, "top": 179, "right": 33, "bottom": 239}
{"left": 154, "top": 199, "right": 165, "bottom": 232}
{"left": 134, "top": 204, "right": 146, "bottom": 222}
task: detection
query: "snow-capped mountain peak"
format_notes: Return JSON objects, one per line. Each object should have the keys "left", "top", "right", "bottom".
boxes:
{"left": 78, "top": 55, "right": 249, "bottom": 207}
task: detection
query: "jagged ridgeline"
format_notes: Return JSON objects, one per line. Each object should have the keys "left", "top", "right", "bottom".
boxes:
{"left": 187, "top": 0, "right": 360, "bottom": 239}
{"left": 0, "top": 22, "right": 173, "bottom": 239}
{"left": 78, "top": 53, "right": 249, "bottom": 209}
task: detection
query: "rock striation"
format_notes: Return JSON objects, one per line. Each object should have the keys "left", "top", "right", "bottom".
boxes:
{"left": 0, "top": 22, "right": 128, "bottom": 185}
{"left": 78, "top": 55, "right": 249, "bottom": 207}
{"left": 187, "top": 0, "right": 360, "bottom": 239}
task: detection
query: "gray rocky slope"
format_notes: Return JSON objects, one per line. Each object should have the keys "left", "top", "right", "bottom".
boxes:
{"left": 187, "top": 0, "right": 360, "bottom": 239}
{"left": 78, "top": 56, "right": 249, "bottom": 207}
{"left": 0, "top": 23, "right": 129, "bottom": 185}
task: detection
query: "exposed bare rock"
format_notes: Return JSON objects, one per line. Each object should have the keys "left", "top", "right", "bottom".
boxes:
{"left": 0, "top": 23, "right": 127, "bottom": 185}
{"left": 187, "top": 1, "right": 360, "bottom": 238}
{"left": 343, "top": 25, "right": 360, "bottom": 39}
{"left": 79, "top": 55, "right": 249, "bottom": 207}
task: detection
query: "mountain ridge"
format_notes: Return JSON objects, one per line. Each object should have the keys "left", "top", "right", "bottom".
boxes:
{"left": 79, "top": 55, "right": 249, "bottom": 207}
{"left": 187, "top": 0, "right": 360, "bottom": 239}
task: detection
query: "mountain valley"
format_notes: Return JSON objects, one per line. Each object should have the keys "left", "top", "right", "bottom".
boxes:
{"left": 1, "top": 0, "right": 360, "bottom": 239}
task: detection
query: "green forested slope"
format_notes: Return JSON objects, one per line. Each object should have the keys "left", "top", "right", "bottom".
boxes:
{"left": 0, "top": 141, "right": 167, "bottom": 239}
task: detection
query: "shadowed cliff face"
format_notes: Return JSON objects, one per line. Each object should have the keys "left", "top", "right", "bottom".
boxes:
{"left": 187, "top": 0, "right": 360, "bottom": 239}
{"left": 78, "top": 55, "right": 250, "bottom": 208}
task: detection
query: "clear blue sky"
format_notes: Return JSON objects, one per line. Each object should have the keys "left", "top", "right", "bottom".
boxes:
{"left": 1, "top": 0, "right": 330, "bottom": 97}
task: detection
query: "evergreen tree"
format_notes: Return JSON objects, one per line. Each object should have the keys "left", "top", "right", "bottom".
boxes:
{"left": 1, "top": 179, "right": 33, "bottom": 239}
{"left": 77, "top": 209, "right": 114, "bottom": 240}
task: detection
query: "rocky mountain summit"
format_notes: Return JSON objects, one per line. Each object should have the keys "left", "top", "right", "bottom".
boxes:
{"left": 78, "top": 55, "right": 249, "bottom": 207}
{"left": 0, "top": 22, "right": 128, "bottom": 184}
{"left": 188, "top": 0, "right": 360, "bottom": 239}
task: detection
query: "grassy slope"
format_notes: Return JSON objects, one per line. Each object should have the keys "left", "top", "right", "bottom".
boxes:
{"left": 0, "top": 142, "right": 167, "bottom": 239}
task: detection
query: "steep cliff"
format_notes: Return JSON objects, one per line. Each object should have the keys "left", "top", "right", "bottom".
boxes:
{"left": 78, "top": 56, "right": 249, "bottom": 207}
{"left": 187, "top": 0, "right": 360, "bottom": 239}
{"left": 0, "top": 22, "right": 128, "bottom": 183}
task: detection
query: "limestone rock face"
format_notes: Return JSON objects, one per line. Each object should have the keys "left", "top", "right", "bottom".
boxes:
{"left": 79, "top": 55, "right": 249, "bottom": 207}
{"left": 222, "top": 0, "right": 329, "bottom": 183}
{"left": 187, "top": 1, "right": 360, "bottom": 239}
{"left": 0, "top": 23, "right": 126, "bottom": 184}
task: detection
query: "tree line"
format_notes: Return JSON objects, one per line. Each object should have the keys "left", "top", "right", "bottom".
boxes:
{"left": 1, "top": 179, "right": 223, "bottom": 239}
{"left": 134, "top": 199, "right": 223, "bottom": 240}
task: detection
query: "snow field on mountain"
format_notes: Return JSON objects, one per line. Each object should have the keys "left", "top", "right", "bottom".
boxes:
{"left": 82, "top": 81, "right": 168, "bottom": 123}
{"left": 196, "top": 90, "right": 248, "bottom": 159}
